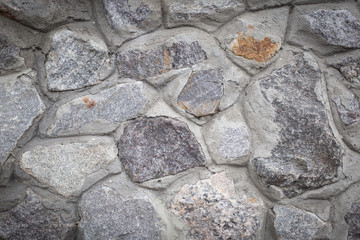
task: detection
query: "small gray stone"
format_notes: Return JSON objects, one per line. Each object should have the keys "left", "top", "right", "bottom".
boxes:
{"left": 177, "top": 69, "right": 224, "bottom": 117}
{"left": 119, "top": 117, "right": 206, "bottom": 182}
{"left": 0, "top": 71, "right": 45, "bottom": 164}
{"left": 46, "top": 82, "right": 148, "bottom": 136}
{"left": 331, "top": 56, "right": 360, "bottom": 85}
{"left": 0, "top": 34, "right": 25, "bottom": 75}
{"left": 306, "top": 9, "right": 360, "bottom": 48}
{"left": 45, "top": 29, "right": 112, "bottom": 91}
{"left": 333, "top": 96, "right": 360, "bottom": 126}
{"left": 345, "top": 199, "right": 360, "bottom": 240}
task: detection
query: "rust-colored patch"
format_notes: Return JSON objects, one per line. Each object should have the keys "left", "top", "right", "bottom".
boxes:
{"left": 163, "top": 49, "right": 171, "bottom": 73}
{"left": 82, "top": 96, "right": 96, "bottom": 108}
{"left": 248, "top": 25, "right": 254, "bottom": 30}
{"left": 249, "top": 197, "right": 257, "bottom": 203}
{"left": 231, "top": 32, "right": 280, "bottom": 62}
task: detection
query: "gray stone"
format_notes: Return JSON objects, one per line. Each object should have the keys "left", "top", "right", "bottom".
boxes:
{"left": 46, "top": 82, "right": 148, "bottom": 136}
{"left": 0, "top": 71, "right": 45, "bottom": 164}
{"left": 333, "top": 95, "right": 360, "bottom": 126}
{"left": 0, "top": 0, "right": 90, "bottom": 31}
{"left": 0, "top": 188, "right": 76, "bottom": 240}
{"left": 246, "top": 0, "right": 291, "bottom": 10}
{"left": 0, "top": 34, "right": 25, "bottom": 75}
{"left": 171, "top": 172, "right": 265, "bottom": 239}
{"left": 177, "top": 69, "right": 224, "bottom": 117}
{"left": 331, "top": 56, "right": 360, "bottom": 86}
{"left": 245, "top": 53, "right": 343, "bottom": 198}
{"left": 79, "top": 176, "right": 162, "bottom": 240}
{"left": 273, "top": 205, "right": 330, "bottom": 240}
{"left": 20, "top": 137, "right": 120, "bottom": 197}
{"left": 163, "top": 0, "right": 245, "bottom": 32}
{"left": 45, "top": 29, "right": 112, "bottom": 91}
{"left": 119, "top": 117, "right": 206, "bottom": 182}
{"left": 306, "top": 9, "right": 360, "bottom": 48}
{"left": 345, "top": 199, "right": 360, "bottom": 240}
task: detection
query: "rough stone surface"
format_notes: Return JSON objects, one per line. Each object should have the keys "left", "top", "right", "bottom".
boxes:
{"left": 306, "top": 9, "right": 360, "bottom": 48}
{"left": 46, "top": 82, "right": 148, "bottom": 136}
{"left": 20, "top": 137, "right": 120, "bottom": 197}
{"left": 171, "top": 172, "right": 264, "bottom": 239}
{"left": 45, "top": 29, "right": 112, "bottom": 91}
{"left": 333, "top": 95, "right": 360, "bottom": 126}
{"left": 331, "top": 56, "right": 360, "bottom": 85}
{"left": 119, "top": 117, "right": 206, "bottom": 182}
{"left": 0, "top": 188, "right": 76, "bottom": 240}
{"left": 0, "top": 0, "right": 90, "bottom": 31}
{"left": 0, "top": 34, "right": 25, "bottom": 75}
{"left": 345, "top": 199, "right": 360, "bottom": 240}
{"left": 0, "top": 71, "right": 45, "bottom": 164}
{"left": 177, "top": 69, "right": 224, "bottom": 117}
{"left": 273, "top": 205, "right": 330, "bottom": 240}
{"left": 79, "top": 177, "right": 162, "bottom": 240}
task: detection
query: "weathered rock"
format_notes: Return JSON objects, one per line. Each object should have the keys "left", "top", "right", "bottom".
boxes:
{"left": 333, "top": 95, "right": 360, "bottom": 126}
{"left": 20, "top": 137, "right": 120, "bottom": 197}
{"left": 306, "top": 9, "right": 360, "bottom": 48}
{"left": 163, "top": 0, "right": 245, "bottom": 32}
{"left": 273, "top": 205, "right": 330, "bottom": 240}
{"left": 171, "top": 172, "right": 265, "bottom": 239}
{"left": 0, "top": 188, "right": 76, "bottom": 240}
{"left": 45, "top": 29, "right": 112, "bottom": 91}
{"left": 0, "top": 0, "right": 90, "bottom": 31}
{"left": 331, "top": 55, "right": 360, "bottom": 86}
{"left": 177, "top": 69, "right": 224, "bottom": 117}
{"left": 79, "top": 176, "right": 162, "bottom": 240}
{"left": 245, "top": 52, "right": 343, "bottom": 198}
{"left": 0, "top": 71, "right": 45, "bottom": 164}
{"left": 345, "top": 199, "right": 360, "bottom": 240}
{"left": 0, "top": 34, "right": 25, "bottom": 75}
{"left": 46, "top": 82, "right": 148, "bottom": 136}
{"left": 119, "top": 117, "right": 206, "bottom": 182}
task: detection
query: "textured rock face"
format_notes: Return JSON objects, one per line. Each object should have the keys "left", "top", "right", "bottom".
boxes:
{"left": 345, "top": 199, "right": 360, "bottom": 240}
{"left": 306, "top": 9, "right": 360, "bottom": 48}
{"left": 177, "top": 69, "right": 224, "bottom": 117}
{"left": 0, "top": 0, "right": 90, "bottom": 31}
{"left": 0, "top": 189, "right": 75, "bottom": 240}
{"left": 331, "top": 56, "right": 360, "bottom": 85}
{"left": 273, "top": 205, "right": 329, "bottom": 240}
{"left": 0, "top": 34, "right": 25, "bottom": 75}
{"left": 333, "top": 95, "right": 360, "bottom": 126}
{"left": 45, "top": 30, "right": 112, "bottom": 91}
{"left": 79, "top": 179, "right": 162, "bottom": 240}
{"left": 119, "top": 117, "right": 206, "bottom": 182}
{"left": 0, "top": 71, "right": 45, "bottom": 164}
{"left": 247, "top": 53, "right": 342, "bottom": 198}
{"left": 46, "top": 82, "right": 147, "bottom": 136}
{"left": 171, "top": 172, "right": 264, "bottom": 239}
{"left": 20, "top": 137, "right": 120, "bottom": 197}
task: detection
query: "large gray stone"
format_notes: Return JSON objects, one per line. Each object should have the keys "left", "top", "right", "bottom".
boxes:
{"left": 45, "top": 29, "right": 112, "bottom": 91}
{"left": 46, "top": 82, "right": 148, "bottom": 136}
{"left": 20, "top": 137, "right": 120, "bottom": 197}
{"left": 0, "top": 71, "right": 45, "bottom": 164}
{"left": 0, "top": 34, "right": 25, "bottom": 75}
{"left": 345, "top": 199, "right": 360, "bottom": 240}
{"left": 119, "top": 117, "right": 206, "bottom": 182}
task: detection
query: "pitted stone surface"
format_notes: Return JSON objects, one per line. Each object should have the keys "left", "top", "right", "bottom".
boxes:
{"left": 119, "top": 117, "right": 206, "bottom": 182}
{"left": 273, "top": 205, "right": 329, "bottom": 240}
{"left": 345, "top": 199, "right": 360, "bottom": 240}
{"left": 333, "top": 95, "right": 360, "bottom": 126}
{"left": 45, "top": 29, "right": 112, "bottom": 91}
{"left": 247, "top": 53, "right": 342, "bottom": 198}
{"left": 79, "top": 179, "right": 162, "bottom": 240}
{"left": 171, "top": 172, "right": 264, "bottom": 239}
{"left": 0, "top": 34, "right": 25, "bottom": 75}
{"left": 47, "top": 82, "right": 147, "bottom": 136}
{"left": 306, "top": 9, "right": 360, "bottom": 48}
{"left": 177, "top": 69, "right": 224, "bottom": 117}
{"left": 20, "top": 137, "right": 120, "bottom": 197}
{"left": 0, "top": 0, "right": 90, "bottom": 31}
{"left": 0, "top": 189, "right": 75, "bottom": 240}
{"left": 331, "top": 56, "right": 360, "bottom": 85}
{"left": 0, "top": 71, "right": 45, "bottom": 164}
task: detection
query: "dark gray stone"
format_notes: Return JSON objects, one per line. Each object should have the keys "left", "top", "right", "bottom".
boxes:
{"left": 345, "top": 199, "right": 360, "bottom": 240}
{"left": 0, "top": 34, "right": 25, "bottom": 75}
{"left": 333, "top": 96, "right": 360, "bottom": 126}
{"left": 177, "top": 69, "right": 224, "bottom": 117}
{"left": 119, "top": 117, "right": 206, "bottom": 182}
{"left": 306, "top": 9, "right": 360, "bottom": 48}
{"left": 331, "top": 57, "right": 360, "bottom": 85}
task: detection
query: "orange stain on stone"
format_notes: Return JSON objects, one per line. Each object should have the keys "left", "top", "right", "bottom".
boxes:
{"left": 82, "top": 96, "right": 96, "bottom": 108}
{"left": 249, "top": 197, "right": 257, "bottom": 203}
{"left": 163, "top": 49, "right": 171, "bottom": 73}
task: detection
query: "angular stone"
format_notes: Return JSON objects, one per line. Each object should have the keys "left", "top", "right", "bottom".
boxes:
{"left": 46, "top": 82, "right": 148, "bottom": 136}
{"left": 245, "top": 53, "right": 342, "bottom": 198}
{"left": 0, "top": 0, "right": 90, "bottom": 31}
{"left": 119, "top": 117, "right": 206, "bottom": 182}
{"left": 345, "top": 199, "right": 360, "bottom": 240}
{"left": 171, "top": 172, "right": 265, "bottom": 239}
{"left": 331, "top": 56, "right": 360, "bottom": 85}
{"left": 20, "top": 137, "right": 120, "bottom": 197}
{"left": 45, "top": 29, "right": 112, "bottom": 91}
{"left": 0, "top": 188, "right": 76, "bottom": 240}
{"left": 306, "top": 9, "right": 360, "bottom": 48}
{"left": 273, "top": 205, "right": 330, "bottom": 240}
{"left": 177, "top": 69, "right": 224, "bottom": 117}
{"left": 333, "top": 95, "right": 360, "bottom": 126}
{"left": 79, "top": 176, "right": 162, "bottom": 240}
{"left": 163, "top": 0, "right": 245, "bottom": 32}
{"left": 0, "top": 71, "right": 45, "bottom": 164}
{"left": 0, "top": 34, "right": 25, "bottom": 75}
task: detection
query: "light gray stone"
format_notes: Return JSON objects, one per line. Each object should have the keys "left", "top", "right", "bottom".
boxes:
{"left": 0, "top": 34, "right": 25, "bottom": 75}
{"left": 0, "top": 71, "right": 45, "bottom": 164}
{"left": 245, "top": 0, "right": 291, "bottom": 10}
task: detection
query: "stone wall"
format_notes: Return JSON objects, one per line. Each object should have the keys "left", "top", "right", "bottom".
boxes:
{"left": 0, "top": 0, "right": 359, "bottom": 239}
